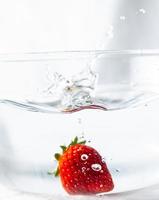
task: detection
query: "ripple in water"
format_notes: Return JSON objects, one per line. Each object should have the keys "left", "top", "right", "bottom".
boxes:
{"left": 1, "top": 52, "right": 159, "bottom": 113}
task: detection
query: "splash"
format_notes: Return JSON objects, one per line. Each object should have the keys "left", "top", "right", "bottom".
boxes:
{"left": 44, "top": 67, "right": 99, "bottom": 112}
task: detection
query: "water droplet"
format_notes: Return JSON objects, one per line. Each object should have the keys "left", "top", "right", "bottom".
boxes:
{"left": 105, "top": 25, "right": 114, "bottom": 39}
{"left": 81, "top": 154, "right": 89, "bottom": 161}
{"left": 138, "top": 8, "right": 146, "bottom": 14}
{"left": 77, "top": 118, "right": 82, "bottom": 124}
{"left": 120, "top": 16, "right": 126, "bottom": 21}
{"left": 100, "top": 184, "right": 103, "bottom": 188}
{"left": 91, "top": 164, "right": 102, "bottom": 171}
{"left": 102, "top": 158, "right": 105, "bottom": 163}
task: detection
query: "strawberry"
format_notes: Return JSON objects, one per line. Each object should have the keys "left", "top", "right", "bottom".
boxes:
{"left": 53, "top": 137, "right": 114, "bottom": 195}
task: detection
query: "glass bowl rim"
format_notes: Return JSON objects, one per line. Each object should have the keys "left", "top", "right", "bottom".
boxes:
{"left": 0, "top": 49, "right": 159, "bottom": 62}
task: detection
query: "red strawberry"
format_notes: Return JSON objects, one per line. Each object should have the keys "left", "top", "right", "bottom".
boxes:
{"left": 53, "top": 137, "right": 114, "bottom": 195}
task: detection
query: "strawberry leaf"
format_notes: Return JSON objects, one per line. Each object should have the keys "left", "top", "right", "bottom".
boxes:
{"left": 74, "top": 136, "right": 78, "bottom": 144}
{"left": 78, "top": 140, "right": 86, "bottom": 145}
{"left": 48, "top": 168, "right": 59, "bottom": 177}
{"left": 69, "top": 136, "right": 78, "bottom": 146}
{"left": 54, "top": 168, "right": 59, "bottom": 177}
{"left": 54, "top": 153, "right": 61, "bottom": 161}
{"left": 60, "top": 145, "right": 67, "bottom": 153}
{"left": 68, "top": 136, "right": 87, "bottom": 147}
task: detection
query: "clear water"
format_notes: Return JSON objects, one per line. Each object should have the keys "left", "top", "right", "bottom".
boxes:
{"left": 0, "top": 51, "right": 159, "bottom": 196}
{"left": 1, "top": 99, "right": 159, "bottom": 196}
{"left": 0, "top": 51, "right": 159, "bottom": 113}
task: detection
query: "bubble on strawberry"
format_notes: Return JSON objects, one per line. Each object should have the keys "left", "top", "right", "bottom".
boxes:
{"left": 81, "top": 154, "right": 89, "bottom": 161}
{"left": 91, "top": 163, "right": 102, "bottom": 172}
{"left": 82, "top": 167, "right": 86, "bottom": 173}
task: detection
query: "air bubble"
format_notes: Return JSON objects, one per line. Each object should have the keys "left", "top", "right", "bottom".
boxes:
{"left": 120, "top": 16, "right": 126, "bottom": 21}
{"left": 139, "top": 8, "right": 146, "bottom": 14}
{"left": 77, "top": 118, "right": 82, "bottom": 124}
{"left": 82, "top": 167, "right": 86, "bottom": 173}
{"left": 105, "top": 25, "right": 114, "bottom": 39}
{"left": 81, "top": 154, "right": 89, "bottom": 161}
{"left": 91, "top": 164, "right": 102, "bottom": 171}
{"left": 138, "top": 8, "right": 146, "bottom": 14}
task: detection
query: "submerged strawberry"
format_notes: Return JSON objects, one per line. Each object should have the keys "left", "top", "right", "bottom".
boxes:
{"left": 53, "top": 137, "right": 114, "bottom": 195}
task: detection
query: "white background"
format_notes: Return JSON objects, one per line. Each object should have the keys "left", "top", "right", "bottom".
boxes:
{"left": 0, "top": 0, "right": 159, "bottom": 53}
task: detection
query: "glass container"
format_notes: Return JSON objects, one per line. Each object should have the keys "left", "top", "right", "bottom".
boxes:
{"left": 0, "top": 50, "right": 159, "bottom": 197}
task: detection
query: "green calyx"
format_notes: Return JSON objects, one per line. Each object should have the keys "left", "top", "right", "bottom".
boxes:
{"left": 54, "top": 153, "right": 61, "bottom": 160}
{"left": 48, "top": 167, "right": 59, "bottom": 177}
{"left": 69, "top": 136, "right": 86, "bottom": 147}
{"left": 55, "top": 136, "right": 86, "bottom": 157}
{"left": 49, "top": 136, "right": 86, "bottom": 177}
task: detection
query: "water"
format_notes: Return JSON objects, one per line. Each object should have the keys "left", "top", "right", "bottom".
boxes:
{"left": 0, "top": 51, "right": 159, "bottom": 114}
{"left": 1, "top": 99, "right": 159, "bottom": 196}
{"left": 0, "top": 51, "right": 159, "bottom": 196}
